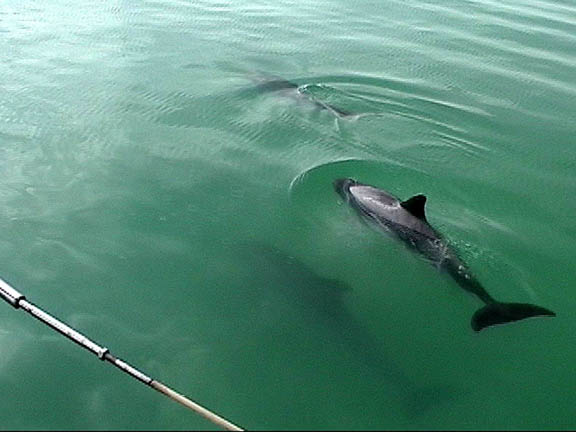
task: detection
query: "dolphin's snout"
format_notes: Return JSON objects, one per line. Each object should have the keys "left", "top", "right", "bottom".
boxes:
{"left": 333, "top": 178, "right": 355, "bottom": 190}
{"left": 333, "top": 178, "right": 357, "bottom": 199}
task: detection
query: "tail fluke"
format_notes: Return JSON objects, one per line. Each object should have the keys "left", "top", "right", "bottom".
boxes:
{"left": 472, "top": 303, "right": 555, "bottom": 332}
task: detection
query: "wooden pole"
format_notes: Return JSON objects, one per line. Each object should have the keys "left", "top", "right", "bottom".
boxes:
{"left": 0, "top": 277, "right": 244, "bottom": 431}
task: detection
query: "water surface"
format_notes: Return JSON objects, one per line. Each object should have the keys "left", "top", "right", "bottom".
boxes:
{"left": 0, "top": 0, "right": 575, "bottom": 429}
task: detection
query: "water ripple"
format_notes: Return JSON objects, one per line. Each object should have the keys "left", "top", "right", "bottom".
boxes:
{"left": 0, "top": 0, "right": 574, "bottom": 429}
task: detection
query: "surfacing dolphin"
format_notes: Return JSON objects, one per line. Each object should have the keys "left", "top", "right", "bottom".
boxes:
{"left": 334, "top": 178, "right": 556, "bottom": 332}
{"left": 252, "top": 75, "right": 358, "bottom": 119}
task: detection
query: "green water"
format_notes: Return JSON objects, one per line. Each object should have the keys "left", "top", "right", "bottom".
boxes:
{"left": 0, "top": 0, "right": 575, "bottom": 429}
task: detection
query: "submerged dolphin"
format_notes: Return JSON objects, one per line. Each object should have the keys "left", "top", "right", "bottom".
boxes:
{"left": 252, "top": 75, "right": 356, "bottom": 119}
{"left": 240, "top": 243, "right": 453, "bottom": 412}
{"left": 334, "top": 178, "right": 556, "bottom": 332}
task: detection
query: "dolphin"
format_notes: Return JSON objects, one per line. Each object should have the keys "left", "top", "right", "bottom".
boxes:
{"left": 252, "top": 75, "right": 357, "bottom": 119}
{"left": 333, "top": 178, "right": 556, "bottom": 332}
{"left": 239, "top": 243, "right": 455, "bottom": 413}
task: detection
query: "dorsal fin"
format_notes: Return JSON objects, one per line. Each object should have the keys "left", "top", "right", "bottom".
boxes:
{"left": 400, "top": 194, "right": 427, "bottom": 220}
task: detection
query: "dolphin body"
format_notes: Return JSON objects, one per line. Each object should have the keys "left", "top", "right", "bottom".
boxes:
{"left": 252, "top": 76, "right": 356, "bottom": 119}
{"left": 240, "top": 244, "right": 453, "bottom": 413}
{"left": 334, "top": 178, "right": 556, "bottom": 332}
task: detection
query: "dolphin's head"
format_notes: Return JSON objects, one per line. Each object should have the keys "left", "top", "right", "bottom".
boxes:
{"left": 333, "top": 178, "right": 358, "bottom": 201}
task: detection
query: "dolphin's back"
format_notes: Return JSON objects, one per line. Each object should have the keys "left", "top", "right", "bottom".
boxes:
{"left": 349, "top": 185, "right": 437, "bottom": 239}
{"left": 254, "top": 77, "right": 299, "bottom": 92}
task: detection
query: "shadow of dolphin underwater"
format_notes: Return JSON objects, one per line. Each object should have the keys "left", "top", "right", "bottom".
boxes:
{"left": 238, "top": 243, "right": 459, "bottom": 415}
